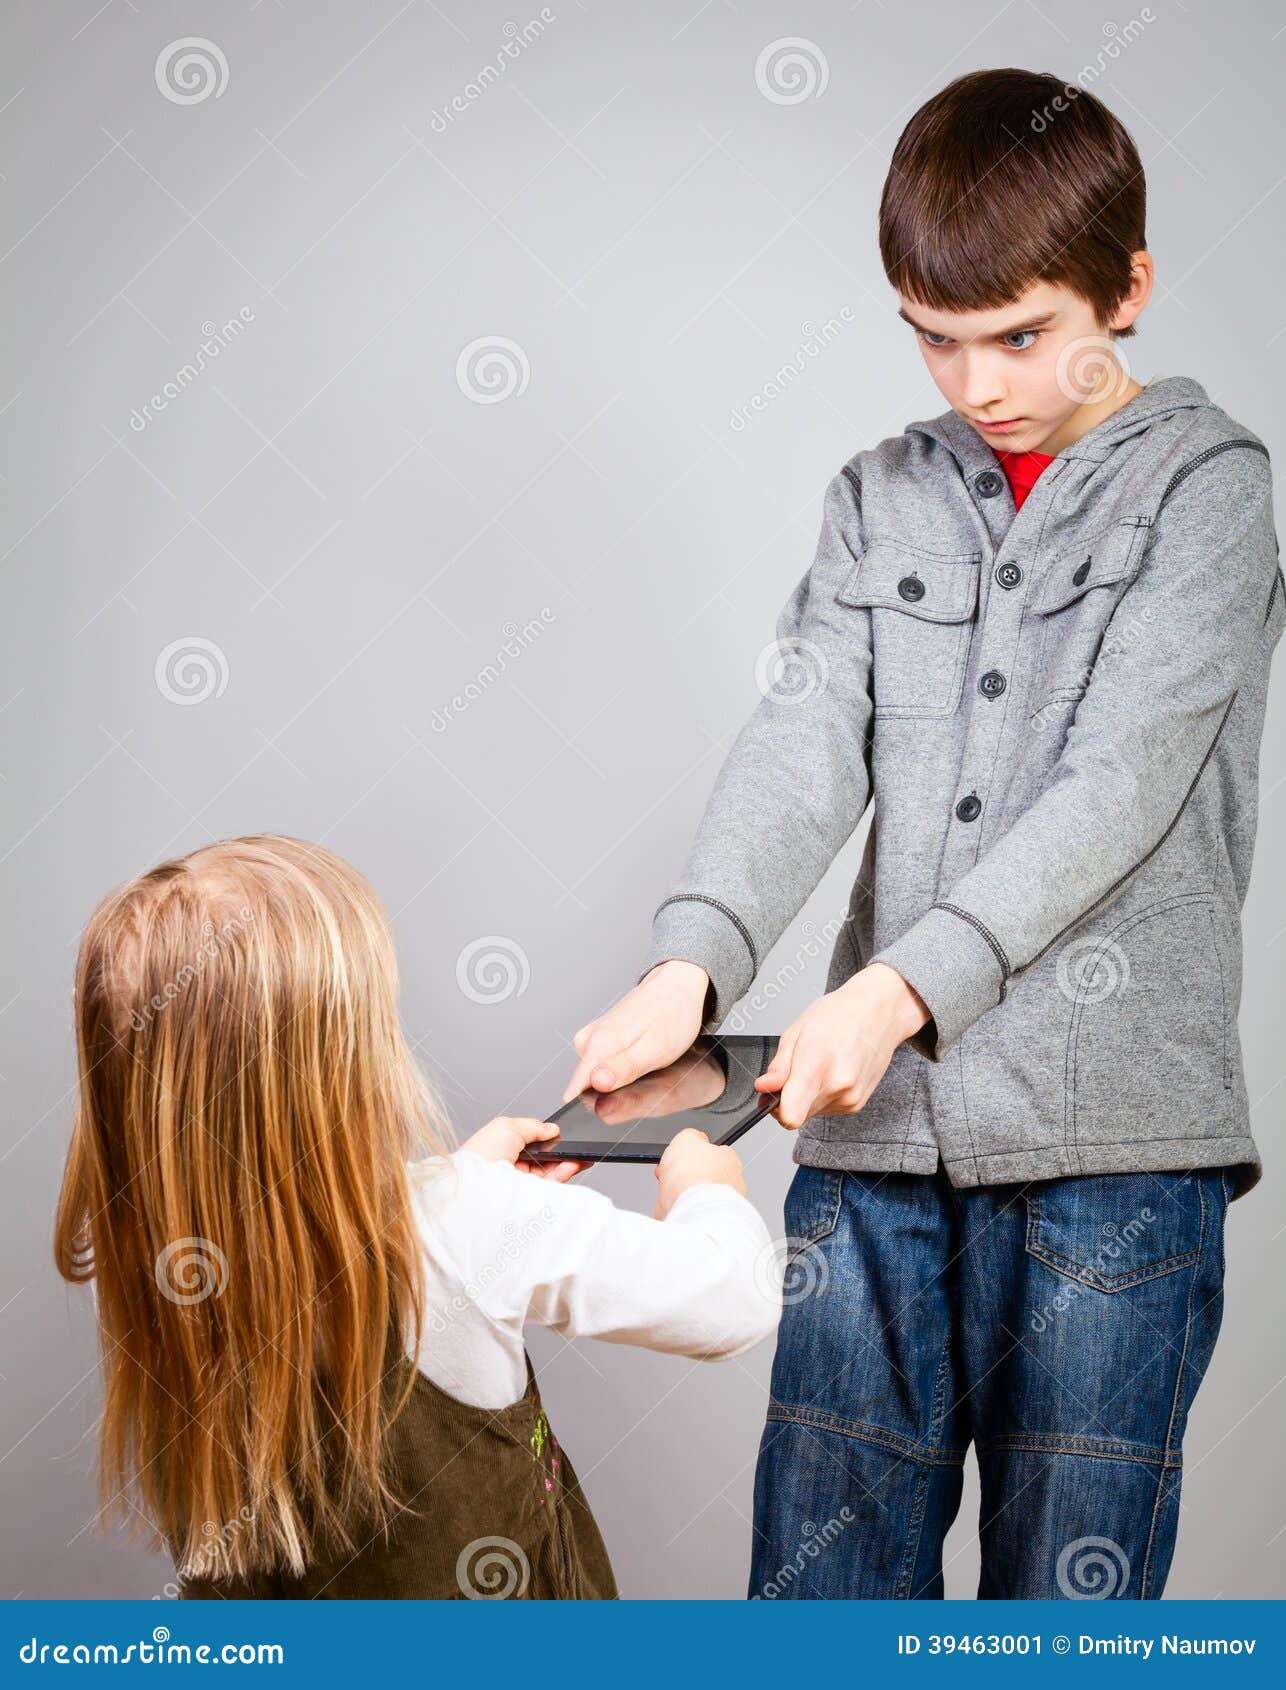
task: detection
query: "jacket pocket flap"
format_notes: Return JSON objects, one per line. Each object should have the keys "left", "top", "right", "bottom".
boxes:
{"left": 835, "top": 541, "right": 981, "bottom": 622}
{"left": 1036, "top": 518, "right": 1152, "bottom": 615}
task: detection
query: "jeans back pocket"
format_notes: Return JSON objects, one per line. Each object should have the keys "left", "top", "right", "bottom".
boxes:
{"left": 1023, "top": 1170, "right": 1211, "bottom": 1293}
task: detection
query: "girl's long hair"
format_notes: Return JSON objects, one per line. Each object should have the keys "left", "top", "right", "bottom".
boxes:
{"left": 54, "top": 835, "right": 451, "bottom": 1582}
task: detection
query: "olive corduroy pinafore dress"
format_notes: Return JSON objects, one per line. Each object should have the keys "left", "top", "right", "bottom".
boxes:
{"left": 178, "top": 1355, "right": 617, "bottom": 1600}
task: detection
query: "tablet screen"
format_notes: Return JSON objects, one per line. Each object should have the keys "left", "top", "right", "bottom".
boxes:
{"left": 533, "top": 1034, "right": 780, "bottom": 1162}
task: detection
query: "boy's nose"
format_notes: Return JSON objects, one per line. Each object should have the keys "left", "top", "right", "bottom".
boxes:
{"left": 956, "top": 357, "right": 1009, "bottom": 414}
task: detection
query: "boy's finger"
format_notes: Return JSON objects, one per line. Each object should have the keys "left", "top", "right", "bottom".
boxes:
{"left": 755, "top": 1027, "right": 799, "bottom": 1092}
{"left": 777, "top": 1072, "right": 814, "bottom": 1131}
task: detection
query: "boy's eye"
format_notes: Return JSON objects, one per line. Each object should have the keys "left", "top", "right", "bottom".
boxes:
{"left": 917, "top": 330, "right": 952, "bottom": 348}
{"left": 1001, "top": 330, "right": 1039, "bottom": 350}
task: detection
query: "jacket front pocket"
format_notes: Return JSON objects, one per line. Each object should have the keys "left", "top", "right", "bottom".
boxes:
{"left": 835, "top": 540, "right": 980, "bottom": 719}
{"left": 1065, "top": 895, "right": 1233, "bottom": 1151}
{"left": 1024, "top": 1170, "right": 1205, "bottom": 1293}
{"left": 1030, "top": 517, "right": 1152, "bottom": 712}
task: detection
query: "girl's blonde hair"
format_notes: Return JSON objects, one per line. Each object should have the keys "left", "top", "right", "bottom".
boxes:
{"left": 54, "top": 834, "right": 451, "bottom": 1582}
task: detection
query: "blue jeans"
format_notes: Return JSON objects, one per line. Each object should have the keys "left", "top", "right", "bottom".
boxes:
{"left": 750, "top": 1164, "right": 1232, "bottom": 1599}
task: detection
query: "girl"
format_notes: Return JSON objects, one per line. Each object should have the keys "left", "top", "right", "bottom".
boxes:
{"left": 54, "top": 835, "right": 780, "bottom": 1600}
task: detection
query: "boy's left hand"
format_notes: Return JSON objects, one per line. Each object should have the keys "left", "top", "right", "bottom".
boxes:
{"left": 754, "top": 964, "right": 930, "bottom": 1130}
{"left": 460, "top": 1116, "right": 591, "bottom": 1184}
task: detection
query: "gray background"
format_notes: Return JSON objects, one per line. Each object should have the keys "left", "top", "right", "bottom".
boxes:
{"left": 2, "top": 0, "right": 1283, "bottom": 1600}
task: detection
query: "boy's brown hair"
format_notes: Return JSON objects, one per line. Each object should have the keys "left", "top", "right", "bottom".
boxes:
{"left": 879, "top": 68, "right": 1145, "bottom": 339}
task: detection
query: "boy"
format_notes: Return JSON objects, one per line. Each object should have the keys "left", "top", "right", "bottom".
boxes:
{"left": 563, "top": 68, "right": 1283, "bottom": 1598}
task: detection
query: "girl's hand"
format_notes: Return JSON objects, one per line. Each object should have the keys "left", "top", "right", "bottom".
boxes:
{"left": 460, "top": 1116, "right": 591, "bottom": 1184}
{"left": 753, "top": 963, "right": 930, "bottom": 1130}
{"left": 654, "top": 1127, "right": 747, "bottom": 1219}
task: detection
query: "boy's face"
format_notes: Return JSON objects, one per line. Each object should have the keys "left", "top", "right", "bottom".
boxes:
{"left": 898, "top": 266, "right": 1150, "bottom": 456}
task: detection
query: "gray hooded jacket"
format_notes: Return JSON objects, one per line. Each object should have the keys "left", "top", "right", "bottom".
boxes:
{"left": 640, "top": 376, "right": 1283, "bottom": 1194}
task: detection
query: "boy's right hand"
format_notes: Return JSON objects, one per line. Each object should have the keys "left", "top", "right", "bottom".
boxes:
{"left": 562, "top": 959, "right": 709, "bottom": 1102}
{"left": 654, "top": 1127, "right": 747, "bottom": 1220}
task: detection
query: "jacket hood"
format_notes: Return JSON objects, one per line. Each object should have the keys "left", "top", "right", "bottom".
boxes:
{"left": 905, "top": 374, "right": 1216, "bottom": 480}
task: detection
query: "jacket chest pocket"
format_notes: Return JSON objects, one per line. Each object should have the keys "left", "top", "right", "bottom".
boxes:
{"left": 834, "top": 540, "right": 981, "bottom": 719}
{"left": 1030, "top": 518, "right": 1152, "bottom": 715}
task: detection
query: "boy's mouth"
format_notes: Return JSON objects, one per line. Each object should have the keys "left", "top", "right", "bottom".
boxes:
{"left": 970, "top": 415, "right": 1025, "bottom": 433}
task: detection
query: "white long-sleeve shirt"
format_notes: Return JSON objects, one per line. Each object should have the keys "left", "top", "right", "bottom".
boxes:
{"left": 405, "top": 1148, "right": 782, "bottom": 1409}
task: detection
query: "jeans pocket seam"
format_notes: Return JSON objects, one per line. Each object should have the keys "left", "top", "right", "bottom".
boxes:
{"left": 1024, "top": 1189, "right": 1201, "bottom": 1292}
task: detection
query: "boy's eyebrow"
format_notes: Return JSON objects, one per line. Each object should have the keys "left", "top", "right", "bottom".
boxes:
{"left": 897, "top": 305, "right": 1059, "bottom": 338}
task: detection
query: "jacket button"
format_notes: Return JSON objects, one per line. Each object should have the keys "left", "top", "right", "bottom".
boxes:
{"left": 976, "top": 470, "right": 1004, "bottom": 497}
{"left": 979, "top": 669, "right": 1007, "bottom": 698}
{"left": 955, "top": 793, "right": 982, "bottom": 822}
{"left": 995, "top": 560, "right": 1023, "bottom": 589}
{"left": 1072, "top": 555, "right": 1092, "bottom": 586}
{"left": 897, "top": 574, "right": 925, "bottom": 602}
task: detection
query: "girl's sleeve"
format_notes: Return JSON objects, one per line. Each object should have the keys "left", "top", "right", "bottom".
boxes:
{"left": 447, "top": 1149, "right": 781, "bottom": 1361}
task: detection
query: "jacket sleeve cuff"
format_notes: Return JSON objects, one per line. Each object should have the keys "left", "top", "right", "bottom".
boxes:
{"left": 871, "top": 904, "right": 1008, "bottom": 1060}
{"left": 637, "top": 895, "right": 758, "bottom": 1032}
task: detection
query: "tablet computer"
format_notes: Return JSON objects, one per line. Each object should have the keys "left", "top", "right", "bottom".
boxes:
{"left": 524, "top": 1033, "right": 781, "bottom": 1165}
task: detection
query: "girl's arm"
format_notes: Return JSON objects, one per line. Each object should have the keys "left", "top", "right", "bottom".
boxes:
{"left": 447, "top": 1124, "right": 782, "bottom": 1362}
